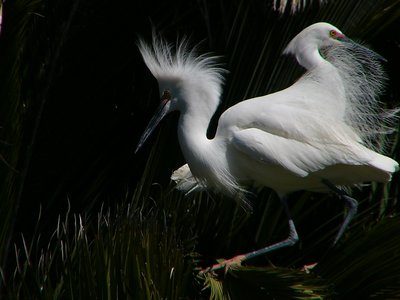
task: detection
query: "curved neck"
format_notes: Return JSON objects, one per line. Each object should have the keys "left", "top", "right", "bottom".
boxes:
{"left": 175, "top": 89, "right": 220, "bottom": 180}
{"left": 294, "top": 46, "right": 347, "bottom": 120}
{"left": 297, "top": 46, "right": 326, "bottom": 70}
{"left": 177, "top": 105, "right": 214, "bottom": 157}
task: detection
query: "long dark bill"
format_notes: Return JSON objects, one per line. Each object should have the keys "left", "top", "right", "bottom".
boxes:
{"left": 135, "top": 98, "right": 170, "bottom": 153}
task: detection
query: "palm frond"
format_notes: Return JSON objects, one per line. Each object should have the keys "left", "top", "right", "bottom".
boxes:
{"left": 0, "top": 0, "right": 47, "bottom": 281}
{"left": 0, "top": 0, "right": 399, "bottom": 299}
{"left": 315, "top": 217, "right": 400, "bottom": 299}
{"left": 205, "top": 265, "right": 332, "bottom": 299}
{"left": 273, "top": 0, "right": 327, "bottom": 14}
{"left": 4, "top": 187, "right": 197, "bottom": 298}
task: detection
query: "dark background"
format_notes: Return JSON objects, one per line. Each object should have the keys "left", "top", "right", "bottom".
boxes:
{"left": 0, "top": 0, "right": 399, "bottom": 284}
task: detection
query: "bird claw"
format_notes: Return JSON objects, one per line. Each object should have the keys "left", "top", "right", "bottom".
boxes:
{"left": 301, "top": 262, "right": 318, "bottom": 273}
{"left": 199, "top": 255, "right": 246, "bottom": 276}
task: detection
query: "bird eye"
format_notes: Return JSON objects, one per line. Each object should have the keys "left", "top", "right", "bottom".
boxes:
{"left": 162, "top": 89, "right": 172, "bottom": 100}
{"left": 329, "top": 30, "right": 337, "bottom": 38}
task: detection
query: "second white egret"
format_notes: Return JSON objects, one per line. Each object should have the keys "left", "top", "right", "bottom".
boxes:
{"left": 135, "top": 22, "right": 399, "bottom": 272}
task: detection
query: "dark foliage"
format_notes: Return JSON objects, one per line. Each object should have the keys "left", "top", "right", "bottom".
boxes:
{"left": 0, "top": 0, "right": 399, "bottom": 298}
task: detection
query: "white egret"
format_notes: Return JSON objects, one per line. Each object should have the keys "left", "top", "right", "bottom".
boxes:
{"left": 135, "top": 22, "right": 399, "bottom": 272}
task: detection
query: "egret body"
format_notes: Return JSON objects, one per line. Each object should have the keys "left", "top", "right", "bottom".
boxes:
{"left": 136, "top": 23, "right": 399, "bottom": 271}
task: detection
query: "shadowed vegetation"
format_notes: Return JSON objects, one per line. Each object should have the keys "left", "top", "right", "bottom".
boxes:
{"left": 0, "top": 0, "right": 399, "bottom": 298}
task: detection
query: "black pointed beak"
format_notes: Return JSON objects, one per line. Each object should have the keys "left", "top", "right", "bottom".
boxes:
{"left": 135, "top": 98, "right": 171, "bottom": 154}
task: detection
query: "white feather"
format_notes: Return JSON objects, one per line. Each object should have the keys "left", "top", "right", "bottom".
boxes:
{"left": 321, "top": 42, "right": 399, "bottom": 150}
{"left": 137, "top": 23, "right": 399, "bottom": 203}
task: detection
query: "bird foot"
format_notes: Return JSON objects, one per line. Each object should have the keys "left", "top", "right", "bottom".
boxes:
{"left": 301, "top": 262, "right": 318, "bottom": 273}
{"left": 199, "top": 255, "right": 246, "bottom": 275}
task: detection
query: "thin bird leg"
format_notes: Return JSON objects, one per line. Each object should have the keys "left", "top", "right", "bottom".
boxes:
{"left": 244, "top": 196, "right": 299, "bottom": 261}
{"left": 322, "top": 179, "right": 358, "bottom": 244}
{"left": 200, "top": 196, "right": 299, "bottom": 274}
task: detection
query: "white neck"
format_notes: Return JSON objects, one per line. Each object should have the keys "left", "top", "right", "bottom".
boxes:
{"left": 297, "top": 45, "right": 326, "bottom": 70}
{"left": 177, "top": 105, "right": 214, "bottom": 164}
{"left": 175, "top": 87, "right": 223, "bottom": 182}
{"left": 294, "top": 46, "right": 347, "bottom": 120}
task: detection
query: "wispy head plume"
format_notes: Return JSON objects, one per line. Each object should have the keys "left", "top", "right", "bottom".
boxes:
{"left": 321, "top": 41, "right": 399, "bottom": 151}
{"left": 137, "top": 32, "right": 226, "bottom": 98}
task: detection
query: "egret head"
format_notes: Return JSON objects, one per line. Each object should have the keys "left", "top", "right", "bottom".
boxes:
{"left": 135, "top": 35, "right": 224, "bottom": 153}
{"left": 284, "top": 22, "right": 396, "bottom": 150}
{"left": 283, "top": 22, "right": 345, "bottom": 65}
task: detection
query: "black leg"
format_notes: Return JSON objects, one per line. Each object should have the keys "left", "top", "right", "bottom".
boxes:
{"left": 200, "top": 196, "right": 299, "bottom": 274}
{"left": 322, "top": 179, "right": 358, "bottom": 244}
{"left": 244, "top": 196, "right": 299, "bottom": 260}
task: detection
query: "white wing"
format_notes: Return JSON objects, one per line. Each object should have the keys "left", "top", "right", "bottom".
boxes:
{"left": 218, "top": 87, "right": 398, "bottom": 180}
{"left": 217, "top": 86, "right": 360, "bottom": 148}
{"left": 231, "top": 127, "right": 370, "bottom": 177}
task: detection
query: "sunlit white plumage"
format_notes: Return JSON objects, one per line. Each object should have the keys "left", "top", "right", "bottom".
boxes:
{"left": 136, "top": 22, "right": 399, "bottom": 271}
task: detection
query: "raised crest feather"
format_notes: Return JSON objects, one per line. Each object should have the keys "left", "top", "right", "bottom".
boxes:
{"left": 137, "top": 33, "right": 226, "bottom": 101}
{"left": 136, "top": 23, "right": 399, "bottom": 271}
